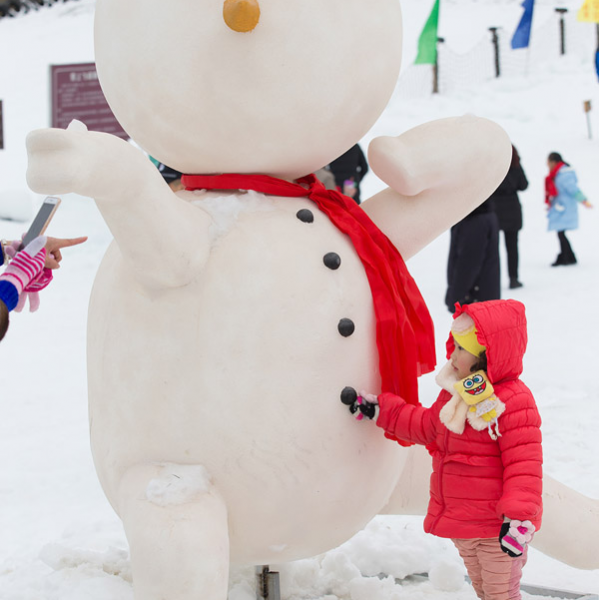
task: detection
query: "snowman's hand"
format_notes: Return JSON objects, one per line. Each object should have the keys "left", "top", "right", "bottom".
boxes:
{"left": 26, "top": 122, "right": 156, "bottom": 200}
{"left": 28, "top": 123, "right": 212, "bottom": 289}
{"left": 368, "top": 116, "right": 510, "bottom": 197}
{"left": 367, "top": 135, "right": 425, "bottom": 197}
{"left": 363, "top": 116, "right": 512, "bottom": 260}
{"left": 26, "top": 126, "right": 88, "bottom": 196}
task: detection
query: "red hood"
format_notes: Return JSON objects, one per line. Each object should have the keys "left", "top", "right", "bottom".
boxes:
{"left": 446, "top": 300, "right": 527, "bottom": 384}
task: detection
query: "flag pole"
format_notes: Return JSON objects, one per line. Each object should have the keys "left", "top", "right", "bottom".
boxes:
{"left": 433, "top": 37, "right": 445, "bottom": 94}
{"left": 415, "top": 0, "right": 441, "bottom": 94}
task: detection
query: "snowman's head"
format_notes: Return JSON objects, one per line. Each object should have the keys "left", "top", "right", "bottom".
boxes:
{"left": 94, "top": 0, "right": 402, "bottom": 179}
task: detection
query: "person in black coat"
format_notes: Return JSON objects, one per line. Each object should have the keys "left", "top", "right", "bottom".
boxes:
{"left": 328, "top": 143, "right": 369, "bottom": 204}
{"left": 445, "top": 199, "right": 500, "bottom": 312}
{"left": 491, "top": 145, "right": 528, "bottom": 288}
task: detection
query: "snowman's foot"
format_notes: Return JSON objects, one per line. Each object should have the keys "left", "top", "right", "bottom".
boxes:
{"left": 118, "top": 462, "right": 229, "bottom": 600}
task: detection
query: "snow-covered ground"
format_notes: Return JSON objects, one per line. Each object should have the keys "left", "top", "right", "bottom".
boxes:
{"left": 0, "top": 1, "right": 598, "bottom": 598}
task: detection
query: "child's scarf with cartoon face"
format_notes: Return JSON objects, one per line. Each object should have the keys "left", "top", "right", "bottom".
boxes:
{"left": 436, "top": 362, "right": 505, "bottom": 440}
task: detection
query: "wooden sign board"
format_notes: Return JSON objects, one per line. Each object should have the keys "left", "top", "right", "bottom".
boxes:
{"left": 50, "top": 63, "right": 128, "bottom": 139}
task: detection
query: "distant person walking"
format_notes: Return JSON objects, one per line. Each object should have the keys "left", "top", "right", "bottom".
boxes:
{"left": 328, "top": 143, "right": 369, "bottom": 204}
{"left": 545, "top": 152, "right": 592, "bottom": 267}
{"left": 492, "top": 145, "right": 528, "bottom": 289}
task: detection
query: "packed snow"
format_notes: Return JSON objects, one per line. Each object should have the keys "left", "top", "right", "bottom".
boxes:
{"left": 0, "top": 0, "right": 598, "bottom": 598}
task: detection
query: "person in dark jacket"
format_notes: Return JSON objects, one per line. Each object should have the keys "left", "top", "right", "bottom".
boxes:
{"left": 445, "top": 199, "right": 500, "bottom": 312}
{"left": 328, "top": 143, "right": 369, "bottom": 204}
{"left": 492, "top": 145, "right": 528, "bottom": 289}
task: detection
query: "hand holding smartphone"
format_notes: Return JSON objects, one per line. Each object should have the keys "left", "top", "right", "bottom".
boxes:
{"left": 19, "top": 196, "right": 61, "bottom": 250}
{"left": 10, "top": 196, "right": 87, "bottom": 267}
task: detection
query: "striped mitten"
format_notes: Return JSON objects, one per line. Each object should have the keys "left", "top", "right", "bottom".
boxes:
{"left": 0, "top": 237, "right": 52, "bottom": 312}
{"left": 499, "top": 519, "right": 535, "bottom": 557}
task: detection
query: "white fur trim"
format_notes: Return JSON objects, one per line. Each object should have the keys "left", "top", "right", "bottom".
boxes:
{"left": 435, "top": 361, "right": 460, "bottom": 393}
{"left": 439, "top": 395, "right": 468, "bottom": 434}
{"left": 437, "top": 362, "right": 468, "bottom": 434}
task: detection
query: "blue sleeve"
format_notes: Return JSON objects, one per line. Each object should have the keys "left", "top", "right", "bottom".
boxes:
{"left": 557, "top": 170, "right": 581, "bottom": 197}
{"left": 0, "top": 280, "right": 19, "bottom": 311}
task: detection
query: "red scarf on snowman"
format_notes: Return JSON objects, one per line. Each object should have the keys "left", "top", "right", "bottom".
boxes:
{"left": 182, "top": 173, "right": 436, "bottom": 442}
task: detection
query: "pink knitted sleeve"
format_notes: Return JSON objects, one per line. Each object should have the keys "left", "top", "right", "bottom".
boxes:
{"left": 0, "top": 248, "right": 46, "bottom": 294}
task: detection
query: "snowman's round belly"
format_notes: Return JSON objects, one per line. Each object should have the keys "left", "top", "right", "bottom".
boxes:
{"left": 88, "top": 198, "right": 406, "bottom": 561}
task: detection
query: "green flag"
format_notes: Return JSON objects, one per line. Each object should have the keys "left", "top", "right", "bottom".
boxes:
{"left": 415, "top": 0, "right": 440, "bottom": 65}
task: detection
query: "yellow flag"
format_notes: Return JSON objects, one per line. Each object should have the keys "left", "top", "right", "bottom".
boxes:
{"left": 578, "top": 0, "right": 599, "bottom": 23}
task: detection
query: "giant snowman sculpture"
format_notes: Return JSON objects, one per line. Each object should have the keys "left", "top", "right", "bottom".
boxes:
{"left": 26, "top": 1, "right": 598, "bottom": 599}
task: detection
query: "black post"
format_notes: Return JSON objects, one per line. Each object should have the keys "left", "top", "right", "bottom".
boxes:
{"left": 555, "top": 8, "right": 568, "bottom": 56}
{"left": 433, "top": 37, "right": 445, "bottom": 94}
{"left": 489, "top": 27, "right": 501, "bottom": 78}
{"left": 256, "top": 566, "right": 281, "bottom": 600}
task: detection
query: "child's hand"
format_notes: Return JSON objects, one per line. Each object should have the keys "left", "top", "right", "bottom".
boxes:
{"left": 355, "top": 391, "right": 379, "bottom": 421}
{"left": 44, "top": 236, "right": 88, "bottom": 269}
{"left": 499, "top": 519, "right": 535, "bottom": 557}
{"left": 583, "top": 200, "right": 593, "bottom": 208}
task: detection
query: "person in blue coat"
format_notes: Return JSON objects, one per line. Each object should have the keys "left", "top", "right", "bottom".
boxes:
{"left": 544, "top": 152, "right": 592, "bottom": 266}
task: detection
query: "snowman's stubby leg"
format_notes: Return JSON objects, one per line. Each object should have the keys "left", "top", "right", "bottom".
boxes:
{"left": 379, "top": 445, "right": 430, "bottom": 516}
{"left": 381, "top": 448, "right": 599, "bottom": 570}
{"left": 118, "top": 463, "right": 229, "bottom": 600}
{"left": 531, "top": 474, "right": 599, "bottom": 570}
{"left": 26, "top": 127, "right": 212, "bottom": 290}
{"left": 363, "top": 116, "right": 512, "bottom": 260}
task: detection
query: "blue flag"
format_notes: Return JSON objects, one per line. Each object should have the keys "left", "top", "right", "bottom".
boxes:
{"left": 511, "top": 0, "right": 536, "bottom": 49}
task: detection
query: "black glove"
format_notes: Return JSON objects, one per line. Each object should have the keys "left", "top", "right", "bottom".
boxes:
{"left": 355, "top": 392, "right": 379, "bottom": 421}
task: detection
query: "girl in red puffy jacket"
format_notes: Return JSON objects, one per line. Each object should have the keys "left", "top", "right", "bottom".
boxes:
{"left": 354, "top": 299, "right": 542, "bottom": 600}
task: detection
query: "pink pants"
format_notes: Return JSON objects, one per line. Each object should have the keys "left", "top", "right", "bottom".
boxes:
{"left": 452, "top": 538, "right": 528, "bottom": 600}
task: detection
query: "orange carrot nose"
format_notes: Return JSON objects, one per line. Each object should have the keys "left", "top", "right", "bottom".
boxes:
{"left": 223, "top": 0, "right": 260, "bottom": 33}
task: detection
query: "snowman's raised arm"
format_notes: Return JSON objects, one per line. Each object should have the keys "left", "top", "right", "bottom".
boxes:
{"left": 362, "top": 116, "right": 512, "bottom": 260}
{"left": 26, "top": 125, "right": 211, "bottom": 289}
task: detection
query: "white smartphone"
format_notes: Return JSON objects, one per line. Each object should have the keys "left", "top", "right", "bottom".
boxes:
{"left": 20, "top": 196, "right": 61, "bottom": 249}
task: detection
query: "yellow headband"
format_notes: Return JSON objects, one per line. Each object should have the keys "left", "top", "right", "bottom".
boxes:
{"left": 452, "top": 325, "right": 486, "bottom": 357}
